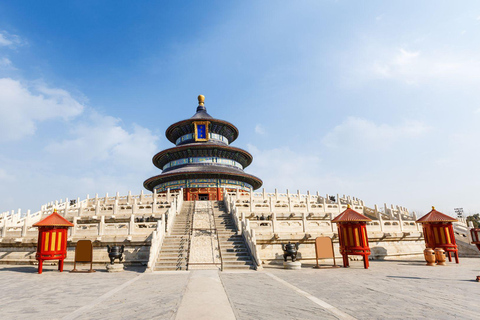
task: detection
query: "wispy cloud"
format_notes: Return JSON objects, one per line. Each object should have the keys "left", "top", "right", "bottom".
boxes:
{"left": 322, "top": 117, "right": 430, "bottom": 150}
{"left": 255, "top": 124, "right": 266, "bottom": 135}
{"left": 356, "top": 47, "right": 480, "bottom": 85}
{"left": 46, "top": 111, "right": 158, "bottom": 169}
{"left": 0, "top": 78, "right": 84, "bottom": 141}
{"left": 0, "top": 31, "right": 24, "bottom": 48}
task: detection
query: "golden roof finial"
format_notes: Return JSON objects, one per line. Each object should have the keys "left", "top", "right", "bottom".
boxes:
{"left": 53, "top": 208, "right": 57, "bottom": 213}
{"left": 432, "top": 206, "right": 435, "bottom": 210}
{"left": 198, "top": 95, "right": 205, "bottom": 107}
{"left": 347, "top": 204, "right": 351, "bottom": 209}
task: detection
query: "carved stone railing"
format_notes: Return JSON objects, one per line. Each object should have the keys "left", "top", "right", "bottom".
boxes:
{"left": 147, "top": 218, "right": 166, "bottom": 271}
{"left": 0, "top": 189, "right": 183, "bottom": 241}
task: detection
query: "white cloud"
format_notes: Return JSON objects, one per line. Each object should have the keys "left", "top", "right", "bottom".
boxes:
{"left": 246, "top": 144, "right": 323, "bottom": 191}
{"left": 255, "top": 124, "right": 266, "bottom": 135}
{"left": 322, "top": 117, "right": 429, "bottom": 150}
{"left": 0, "top": 78, "right": 84, "bottom": 141}
{"left": 0, "top": 57, "right": 13, "bottom": 68}
{"left": 46, "top": 111, "right": 158, "bottom": 169}
{"left": 371, "top": 48, "right": 480, "bottom": 85}
{"left": 0, "top": 31, "right": 23, "bottom": 47}
{"left": 346, "top": 43, "right": 480, "bottom": 86}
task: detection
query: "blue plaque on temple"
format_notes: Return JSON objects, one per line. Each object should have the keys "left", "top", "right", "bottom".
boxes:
{"left": 197, "top": 124, "right": 206, "bottom": 139}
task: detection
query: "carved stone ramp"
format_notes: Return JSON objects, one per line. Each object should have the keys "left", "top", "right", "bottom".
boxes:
{"left": 154, "top": 201, "right": 194, "bottom": 271}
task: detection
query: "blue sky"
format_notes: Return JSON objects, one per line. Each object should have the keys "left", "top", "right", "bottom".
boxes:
{"left": 1, "top": 1, "right": 480, "bottom": 216}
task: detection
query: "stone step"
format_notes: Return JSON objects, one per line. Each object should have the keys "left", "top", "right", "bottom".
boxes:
{"left": 222, "top": 261, "right": 254, "bottom": 266}
{"left": 221, "top": 250, "right": 250, "bottom": 255}
{"left": 219, "top": 241, "right": 245, "bottom": 245}
{"left": 222, "top": 254, "right": 252, "bottom": 263}
{"left": 157, "top": 256, "right": 188, "bottom": 261}
{"left": 158, "top": 257, "right": 187, "bottom": 261}
{"left": 154, "top": 266, "right": 188, "bottom": 271}
{"left": 155, "top": 260, "right": 186, "bottom": 267}
{"left": 222, "top": 248, "right": 249, "bottom": 253}
{"left": 222, "top": 265, "right": 256, "bottom": 270}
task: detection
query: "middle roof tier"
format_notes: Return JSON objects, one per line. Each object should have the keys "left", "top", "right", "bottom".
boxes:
{"left": 152, "top": 143, "right": 254, "bottom": 170}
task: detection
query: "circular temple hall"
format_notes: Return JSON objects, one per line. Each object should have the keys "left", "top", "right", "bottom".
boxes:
{"left": 144, "top": 95, "right": 262, "bottom": 201}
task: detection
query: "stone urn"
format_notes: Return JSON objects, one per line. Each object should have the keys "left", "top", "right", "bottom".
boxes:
{"left": 282, "top": 242, "right": 300, "bottom": 262}
{"left": 435, "top": 248, "right": 446, "bottom": 266}
{"left": 424, "top": 248, "right": 436, "bottom": 266}
{"left": 107, "top": 245, "right": 125, "bottom": 264}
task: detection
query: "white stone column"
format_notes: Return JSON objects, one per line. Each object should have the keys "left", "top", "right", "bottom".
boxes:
{"left": 302, "top": 212, "right": 307, "bottom": 233}
{"left": 71, "top": 217, "right": 79, "bottom": 236}
{"left": 129, "top": 214, "right": 135, "bottom": 235}
{"left": 249, "top": 188, "right": 254, "bottom": 213}
{"left": 99, "top": 216, "right": 105, "bottom": 236}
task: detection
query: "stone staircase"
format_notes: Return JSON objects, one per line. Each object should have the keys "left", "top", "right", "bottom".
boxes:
{"left": 154, "top": 201, "right": 194, "bottom": 271}
{"left": 212, "top": 201, "right": 256, "bottom": 270}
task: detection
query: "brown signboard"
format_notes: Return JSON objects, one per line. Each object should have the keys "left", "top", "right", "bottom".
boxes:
{"left": 70, "top": 240, "right": 95, "bottom": 273}
{"left": 314, "top": 237, "right": 337, "bottom": 268}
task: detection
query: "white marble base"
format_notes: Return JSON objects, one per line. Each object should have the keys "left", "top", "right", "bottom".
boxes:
{"left": 106, "top": 263, "right": 124, "bottom": 272}
{"left": 283, "top": 261, "right": 302, "bottom": 270}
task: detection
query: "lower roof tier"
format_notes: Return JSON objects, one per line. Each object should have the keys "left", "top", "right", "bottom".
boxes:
{"left": 143, "top": 167, "right": 263, "bottom": 191}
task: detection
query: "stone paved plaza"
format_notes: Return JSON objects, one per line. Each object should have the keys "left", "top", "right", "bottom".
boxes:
{"left": 1, "top": 258, "right": 479, "bottom": 320}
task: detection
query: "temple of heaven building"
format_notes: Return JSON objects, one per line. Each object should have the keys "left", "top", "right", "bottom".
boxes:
{"left": 144, "top": 95, "right": 262, "bottom": 201}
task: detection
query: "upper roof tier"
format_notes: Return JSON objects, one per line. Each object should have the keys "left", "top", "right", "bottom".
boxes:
{"left": 165, "top": 95, "right": 239, "bottom": 145}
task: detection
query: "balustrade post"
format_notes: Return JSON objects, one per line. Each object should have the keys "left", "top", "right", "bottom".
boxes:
{"left": 132, "top": 198, "right": 137, "bottom": 215}
{"left": 1, "top": 218, "right": 6, "bottom": 238}
{"left": 250, "top": 188, "right": 254, "bottom": 213}
{"left": 398, "top": 210, "right": 404, "bottom": 232}
{"left": 302, "top": 212, "right": 307, "bottom": 233}
{"left": 99, "top": 216, "right": 105, "bottom": 236}
{"left": 306, "top": 191, "right": 311, "bottom": 211}
{"left": 127, "top": 190, "right": 132, "bottom": 204}
{"left": 129, "top": 214, "right": 135, "bottom": 235}
{"left": 21, "top": 215, "right": 28, "bottom": 237}
{"left": 272, "top": 212, "right": 277, "bottom": 234}
{"left": 94, "top": 197, "right": 100, "bottom": 216}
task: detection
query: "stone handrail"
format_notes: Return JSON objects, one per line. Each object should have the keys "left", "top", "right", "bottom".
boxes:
{"left": 147, "top": 218, "right": 166, "bottom": 271}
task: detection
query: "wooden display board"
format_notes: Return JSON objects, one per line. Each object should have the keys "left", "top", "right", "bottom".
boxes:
{"left": 70, "top": 240, "right": 95, "bottom": 273}
{"left": 314, "top": 237, "right": 337, "bottom": 268}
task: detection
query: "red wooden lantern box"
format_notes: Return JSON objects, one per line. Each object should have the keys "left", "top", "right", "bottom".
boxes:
{"left": 332, "top": 205, "right": 372, "bottom": 269}
{"left": 471, "top": 228, "right": 480, "bottom": 251}
{"left": 416, "top": 206, "right": 459, "bottom": 263}
{"left": 33, "top": 209, "right": 74, "bottom": 274}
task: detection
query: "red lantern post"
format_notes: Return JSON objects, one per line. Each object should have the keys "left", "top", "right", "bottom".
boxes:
{"left": 416, "top": 206, "right": 459, "bottom": 263}
{"left": 470, "top": 228, "right": 480, "bottom": 251}
{"left": 332, "top": 205, "right": 372, "bottom": 269}
{"left": 33, "top": 209, "right": 74, "bottom": 274}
